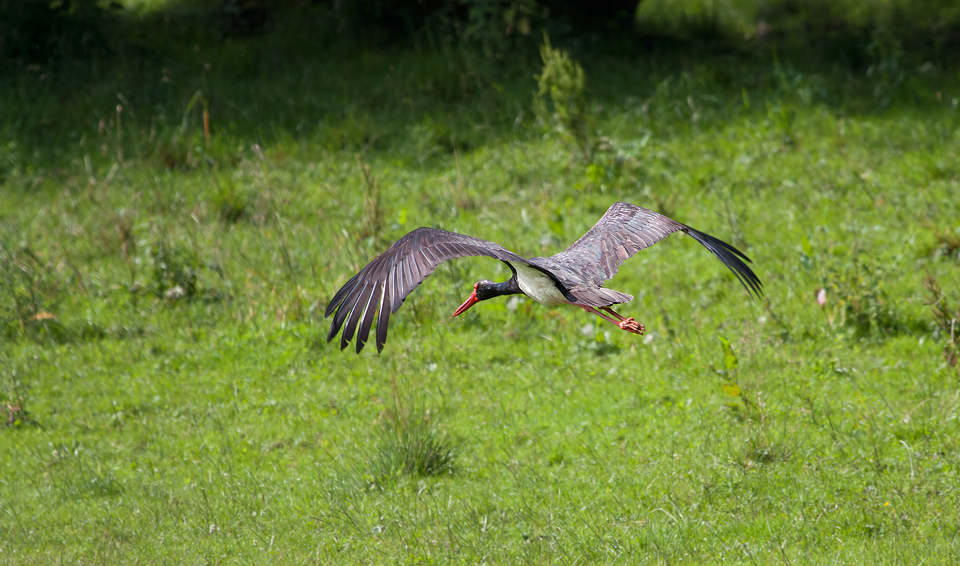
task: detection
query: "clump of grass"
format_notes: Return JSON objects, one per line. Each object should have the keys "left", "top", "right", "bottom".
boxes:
{"left": 803, "top": 237, "right": 908, "bottom": 337}
{"left": 828, "top": 258, "right": 903, "bottom": 336}
{"left": 0, "top": 243, "right": 41, "bottom": 335}
{"left": 738, "top": 429, "right": 796, "bottom": 470}
{"left": 356, "top": 155, "right": 384, "bottom": 240}
{"left": 924, "top": 274, "right": 959, "bottom": 368}
{"left": 535, "top": 34, "right": 594, "bottom": 162}
{"left": 272, "top": 214, "right": 304, "bottom": 320}
{"left": 0, "top": 141, "right": 21, "bottom": 185}
{"left": 369, "top": 398, "right": 458, "bottom": 489}
{"left": 114, "top": 214, "right": 138, "bottom": 302}
{"left": 150, "top": 238, "right": 198, "bottom": 301}
{"left": 48, "top": 441, "right": 124, "bottom": 500}
{"left": 149, "top": 91, "right": 215, "bottom": 170}
{"left": 3, "top": 358, "right": 34, "bottom": 430}
{"left": 213, "top": 180, "right": 250, "bottom": 224}
{"left": 0, "top": 242, "right": 65, "bottom": 342}
{"left": 770, "top": 103, "right": 798, "bottom": 146}
{"left": 929, "top": 228, "right": 960, "bottom": 261}
{"left": 320, "top": 110, "right": 376, "bottom": 152}
{"left": 3, "top": 402, "right": 31, "bottom": 428}
{"left": 406, "top": 119, "right": 472, "bottom": 164}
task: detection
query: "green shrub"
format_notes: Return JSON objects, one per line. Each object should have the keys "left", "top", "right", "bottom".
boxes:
{"left": 802, "top": 237, "right": 909, "bottom": 337}
{"left": 534, "top": 34, "right": 594, "bottom": 162}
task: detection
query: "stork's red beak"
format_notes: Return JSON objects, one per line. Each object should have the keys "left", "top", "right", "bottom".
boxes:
{"left": 452, "top": 290, "right": 479, "bottom": 317}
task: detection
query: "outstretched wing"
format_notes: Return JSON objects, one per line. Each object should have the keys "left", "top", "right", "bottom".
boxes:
{"left": 325, "top": 227, "right": 529, "bottom": 354}
{"left": 545, "top": 202, "right": 763, "bottom": 297}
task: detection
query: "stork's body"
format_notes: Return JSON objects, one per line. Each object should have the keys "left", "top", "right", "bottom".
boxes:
{"left": 326, "top": 202, "right": 763, "bottom": 353}
{"left": 509, "top": 262, "right": 567, "bottom": 305}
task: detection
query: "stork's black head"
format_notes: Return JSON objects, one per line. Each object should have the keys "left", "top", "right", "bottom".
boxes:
{"left": 476, "top": 279, "right": 501, "bottom": 300}
{"left": 452, "top": 278, "right": 521, "bottom": 317}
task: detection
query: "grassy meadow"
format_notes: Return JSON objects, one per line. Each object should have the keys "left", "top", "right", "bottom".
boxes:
{"left": 2, "top": 1, "right": 960, "bottom": 563}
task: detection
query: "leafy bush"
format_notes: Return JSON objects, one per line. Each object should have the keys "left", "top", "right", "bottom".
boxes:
{"left": 330, "top": 0, "right": 538, "bottom": 54}
{"left": 535, "top": 35, "right": 594, "bottom": 162}
{"left": 802, "top": 237, "right": 908, "bottom": 337}
{"left": 829, "top": 259, "right": 903, "bottom": 336}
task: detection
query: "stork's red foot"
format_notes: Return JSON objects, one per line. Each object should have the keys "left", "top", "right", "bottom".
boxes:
{"left": 618, "top": 317, "right": 644, "bottom": 335}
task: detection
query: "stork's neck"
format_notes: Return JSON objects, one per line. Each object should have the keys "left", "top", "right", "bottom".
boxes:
{"left": 480, "top": 277, "right": 522, "bottom": 300}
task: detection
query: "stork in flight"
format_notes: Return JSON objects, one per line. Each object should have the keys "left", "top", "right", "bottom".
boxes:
{"left": 326, "top": 202, "right": 762, "bottom": 353}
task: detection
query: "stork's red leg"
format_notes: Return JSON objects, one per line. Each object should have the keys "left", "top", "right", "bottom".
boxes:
{"left": 599, "top": 306, "right": 626, "bottom": 321}
{"left": 573, "top": 304, "right": 645, "bottom": 335}
{"left": 603, "top": 306, "right": 645, "bottom": 335}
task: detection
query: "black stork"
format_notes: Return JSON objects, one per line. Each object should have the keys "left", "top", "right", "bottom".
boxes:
{"left": 326, "top": 202, "right": 762, "bottom": 353}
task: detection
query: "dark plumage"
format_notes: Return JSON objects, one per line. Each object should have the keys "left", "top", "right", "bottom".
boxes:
{"left": 326, "top": 202, "right": 762, "bottom": 353}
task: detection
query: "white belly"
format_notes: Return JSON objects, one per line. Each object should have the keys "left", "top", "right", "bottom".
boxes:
{"left": 509, "top": 262, "right": 568, "bottom": 306}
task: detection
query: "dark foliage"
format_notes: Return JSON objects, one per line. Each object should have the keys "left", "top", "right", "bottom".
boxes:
{"left": 0, "top": 0, "right": 116, "bottom": 64}
{"left": 3, "top": 0, "right": 959, "bottom": 71}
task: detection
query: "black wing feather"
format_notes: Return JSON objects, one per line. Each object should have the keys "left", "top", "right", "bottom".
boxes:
{"left": 340, "top": 283, "right": 374, "bottom": 351}
{"left": 355, "top": 284, "right": 382, "bottom": 353}
{"left": 325, "top": 272, "right": 360, "bottom": 317}
{"left": 327, "top": 278, "right": 366, "bottom": 342}
{"left": 326, "top": 227, "right": 530, "bottom": 353}
{"left": 683, "top": 226, "right": 763, "bottom": 298}
{"left": 375, "top": 282, "right": 392, "bottom": 351}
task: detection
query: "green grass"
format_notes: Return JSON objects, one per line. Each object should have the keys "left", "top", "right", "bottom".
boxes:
{"left": 2, "top": 3, "right": 960, "bottom": 563}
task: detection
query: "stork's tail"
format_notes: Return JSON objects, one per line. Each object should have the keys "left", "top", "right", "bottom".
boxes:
{"left": 566, "top": 286, "right": 634, "bottom": 307}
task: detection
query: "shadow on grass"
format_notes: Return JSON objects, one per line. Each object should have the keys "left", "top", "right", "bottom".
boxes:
{"left": 1, "top": 0, "right": 959, "bottom": 177}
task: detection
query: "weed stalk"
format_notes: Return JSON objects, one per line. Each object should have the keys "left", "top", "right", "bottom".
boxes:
{"left": 274, "top": 214, "right": 304, "bottom": 320}
{"left": 116, "top": 104, "right": 123, "bottom": 164}
{"left": 356, "top": 154, "right": 384, "bottom": 239}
